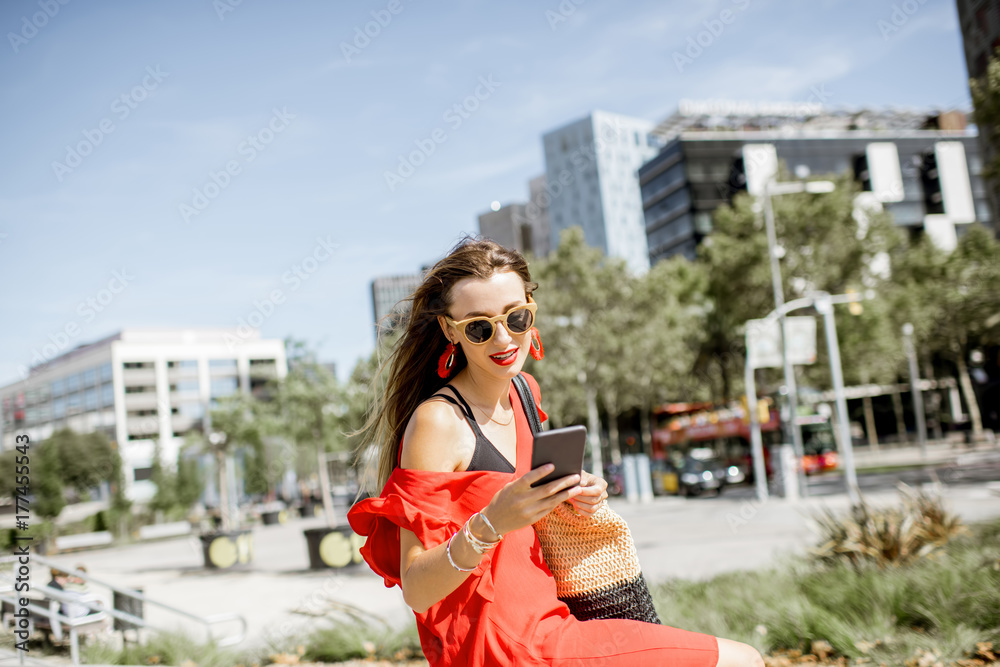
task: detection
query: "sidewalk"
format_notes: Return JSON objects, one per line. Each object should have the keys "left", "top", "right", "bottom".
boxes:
{"left": 850, "top": 437, "right": 999, "bottom": 470}
{"left": 30, "top": 480, "right": 1000, "bottom": 656}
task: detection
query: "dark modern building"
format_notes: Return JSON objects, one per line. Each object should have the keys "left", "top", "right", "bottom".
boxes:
{"left": 956, "top": 0, "right": 1000, "bottom": 231}
{"left": 370, "top": 272, "right": 427, "bottom": 341}
{"left": 956, "top": 0, "right": 1000, "bottom": 78}
{"left": 640, "top": 111, "right": 989, "bottom": 262}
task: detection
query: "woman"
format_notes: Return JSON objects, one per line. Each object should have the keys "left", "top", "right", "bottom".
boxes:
{"left": 348, "top": 238, "right": 763, "bottom": 666}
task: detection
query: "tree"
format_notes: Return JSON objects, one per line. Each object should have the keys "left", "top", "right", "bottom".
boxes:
{"left": 615, "top": 256, "right": 711, "bottom": 453}
{"left": 889, "top": 225, "right": 1000, "bottom": 439}
{"left": 38, "top": 428, "right": 119, "bottom": 502}
{"left": 148, "top": 439, "right": 204, "bottom": 519}
{"left": 527, "top": 227, "right": 608, "bottom": 429}
{"left": 697, "top": 172, "right": 904, "bottom": 399}
{"left": 174, "top": 448, "right": 205, "bottom": 511}
{"left": 34, "top": 439, "right": 65, "bottom": 524}
{"left": 148, "top": 438, "right": 177, "bottom": 515}
{"left": 204, "top": 390, "right": 271, "bottom": 531}
{"left": 273, "top": 339, "right": 348, "bottom": 528}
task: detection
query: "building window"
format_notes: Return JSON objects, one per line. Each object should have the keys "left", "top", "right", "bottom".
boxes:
{"left": 99, "top": 363, "right": 113, "bottom": 383}
{"left": 210, "top": 377, "right": 238, "bottom": 398}
{"left": 170, "top": 380, "right": 200, "bottom": 393}
{"left": 133, "top": 466, "right": 153, "bottom": 480}
{"left": 52, "top": 398, "right": 66, "bottom": 418}
{"left": 51, "top": 378, "right": 65, "bottom": 398}
{"left": 65, "top": 374, "right": 80, "bottom": 393}
{"left": 101, "top": 384, "right": 114, "bottom": 407}
{"left": 123, "top": 362, "right": 154, "bottom": 369}
{"left": 124, "top": 385, "right": 154, "bottom": 394}
{"left": 84, "top": 388, "right": 98, "bottom": 411}
{"left": 168, "top": 360, "right": 198, "bottom": 369}
{"left": 82, "top": 368, "right": 97, "bottom": 386}
{"left": 209, "top": 359, "right": 237, "bottom": 369}
{"left": 176, "top": 403, "right": 205, "bottom": 419}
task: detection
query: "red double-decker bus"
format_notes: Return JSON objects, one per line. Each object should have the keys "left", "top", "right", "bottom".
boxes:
{"left": 649, "top": 400, "right": 781, "bottom": 494}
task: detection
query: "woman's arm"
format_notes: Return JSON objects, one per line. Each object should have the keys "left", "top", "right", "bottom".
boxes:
{"left": 398, "top": 401, "right": 581, "bottom": 614}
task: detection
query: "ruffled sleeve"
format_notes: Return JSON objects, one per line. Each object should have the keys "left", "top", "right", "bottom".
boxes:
{"left": 347, "top": 468, "right": 506, "bottom": 591}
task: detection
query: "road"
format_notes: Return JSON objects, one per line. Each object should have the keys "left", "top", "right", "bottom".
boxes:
{"left": 717, "top": 451, "right": 1000, "bottom": 500}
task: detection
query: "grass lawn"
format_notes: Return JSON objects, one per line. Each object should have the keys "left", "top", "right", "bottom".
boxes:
{"left": 652, "top": 516, "right": 1000, "bottom": 666}
{"left": 5, "top": 515, "right": 997, "bottom": 666}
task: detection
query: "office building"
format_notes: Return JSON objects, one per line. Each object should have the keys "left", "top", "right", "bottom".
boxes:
{"left": 526, "top": 175, "right": 552, "bottom": 257}
{"left": 371, "top": 273, "right": 424, "bottom": 340}
{"left": 0, "top": 328, "right": 287, "bottom": 502}
{"left": 476, "top": 175, "right": 552, "bottom": 259}
{"left": 542, "top": 111, "right": 660, "bottom": 274}
{"left": 640, "top": 104, "right": 988, "bottom": 262}
{"left": 956, "top": 0, "right": 1000, "bottom": 228}
{"left": 956, "top": 0, "right": 1000, "bottom": 78}
{"left": 478, "top": 203, "right": 530, "bottom": 253}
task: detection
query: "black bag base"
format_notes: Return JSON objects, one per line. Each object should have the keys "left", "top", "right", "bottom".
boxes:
{"left": 559, "top": 572, "right": 662, "bottom": 624}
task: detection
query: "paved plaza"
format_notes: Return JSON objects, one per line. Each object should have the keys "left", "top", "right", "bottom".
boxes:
{"left": 29, "top": 468, "right": 1000, "bottom": 655}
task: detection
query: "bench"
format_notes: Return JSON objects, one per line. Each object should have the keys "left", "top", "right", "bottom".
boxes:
{"left": 54, "top": 531, "right": 114, "bottom": 552}
{"left": 139, "top": 521, "right": 192, "bottom": 540}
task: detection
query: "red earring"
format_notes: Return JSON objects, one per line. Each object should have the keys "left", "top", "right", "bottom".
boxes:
{"left": 529, "top": 328, "right": 544, "bottom": 361}
{"left": 437, "top": 342, "right": 456, "bottom": 378}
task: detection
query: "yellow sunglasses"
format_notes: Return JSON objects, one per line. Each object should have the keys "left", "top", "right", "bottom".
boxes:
{"left": 445, "top": 301, "right": 537, "bottom": 346}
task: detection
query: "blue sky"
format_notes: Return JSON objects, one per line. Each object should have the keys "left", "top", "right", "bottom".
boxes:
{"left": 0, "top": 0, "right": 972, "bottom": 384}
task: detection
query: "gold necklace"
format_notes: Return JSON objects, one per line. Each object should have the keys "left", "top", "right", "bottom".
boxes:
{"left": 466, "top": 398, "right": 515, "bottom": 426}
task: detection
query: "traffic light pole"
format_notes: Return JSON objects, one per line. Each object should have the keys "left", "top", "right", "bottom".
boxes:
{"left": 745, "top": 358, "right": 769, "bottom": 503}
{"left": 746, "top": 291, "right": 868, "bottom": 507}
{"left": 762, "top": 181, "right": 812, "bottom": 499}
{"left": 814, "top": 294, "right": 861, "bottom": 505}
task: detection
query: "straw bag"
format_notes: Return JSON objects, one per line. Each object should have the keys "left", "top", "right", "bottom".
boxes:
{"left": 513, "top": 374, "right": 661, "bottom": 624}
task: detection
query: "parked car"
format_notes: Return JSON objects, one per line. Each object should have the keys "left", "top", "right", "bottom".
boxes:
{"left": 677, "top": 455, "right": 730, "bottom": 497}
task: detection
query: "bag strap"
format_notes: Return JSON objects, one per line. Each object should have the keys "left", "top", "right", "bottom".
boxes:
{"left": 513, "top": 373, "right": 541, "bottom": 435}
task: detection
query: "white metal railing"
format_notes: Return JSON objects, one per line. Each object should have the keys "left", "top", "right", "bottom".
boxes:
{"left": 0, "top": 555, "right": 246, "bottom": 665}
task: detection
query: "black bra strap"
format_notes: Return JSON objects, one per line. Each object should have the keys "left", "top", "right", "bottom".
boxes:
{"left": 429, "top": 391, "right": 470, "bottom": 418}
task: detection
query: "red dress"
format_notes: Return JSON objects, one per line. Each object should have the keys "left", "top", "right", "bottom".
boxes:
{"left": 347, "top": 372, "right": 720, "bottom": 666}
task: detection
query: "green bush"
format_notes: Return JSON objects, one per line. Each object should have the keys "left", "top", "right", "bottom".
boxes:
{"left": 82, "top": 628, "right": 243, "bottom": 667}
{"left": 810, "top": 484, "right": 968, "bottom": 569}
{"left": 652, "top": 516, "right": 1000, "bottom": 665}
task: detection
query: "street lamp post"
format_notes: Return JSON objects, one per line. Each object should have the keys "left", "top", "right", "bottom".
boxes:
{"left": 760, "top": 178, "right": 835, "bottom": 499}
{"left": 901, "top": 323, "right": 928, "bottom": 458}
{"left": 746, "top": 289, "right": 867, "bottom": 506}
{"left": 814, "top": 293, "right": 860, "bottom": 505}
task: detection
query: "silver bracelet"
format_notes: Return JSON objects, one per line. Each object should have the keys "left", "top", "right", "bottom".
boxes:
{"left": 446, "top": 532, "right": 476, "bottom": 572}
{"left": 476, "top": 510, "right": 503, "bottom": 540}
{"left": 463, "top": 518, "right": 499, "bottom": 555}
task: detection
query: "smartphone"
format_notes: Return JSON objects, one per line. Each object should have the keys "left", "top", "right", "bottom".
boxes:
{"left": 529, "top": 425, "right": 587, "bottom": 488}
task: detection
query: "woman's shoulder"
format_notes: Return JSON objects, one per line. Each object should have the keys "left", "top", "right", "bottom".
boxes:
{"left": 399, "top": 391, "right": 470, "bottom": 472}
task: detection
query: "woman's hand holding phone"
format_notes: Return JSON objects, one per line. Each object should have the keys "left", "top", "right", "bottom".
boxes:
{"left": 567, "top": 470, "right": 609, "bottom": 515}
{"left": 483, "top": 465, "right": 582, "bottom": 537}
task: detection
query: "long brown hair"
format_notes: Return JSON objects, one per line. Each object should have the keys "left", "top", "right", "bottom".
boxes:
{"left": 354, "top": 236, "right": 537, "bottom": 493}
